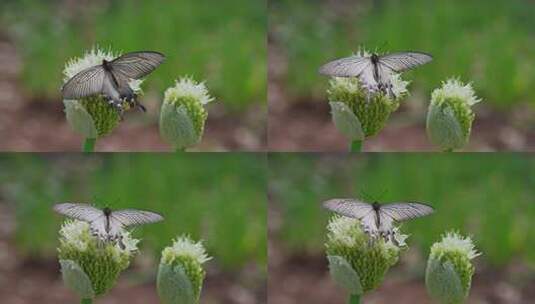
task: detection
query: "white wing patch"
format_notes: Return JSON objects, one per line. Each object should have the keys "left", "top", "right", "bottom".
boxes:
{"left": 62, "top": 66, "right": 105, "bottom": 99}
{"left": 378, "top": 52, "right": 433, "bottom": 73}
{"left": 110, "top": 209, "right": 164, "bottom": 227}
{"left": 323, "top": 198, "right": 374, "bottom": 219}
{"left": 53, "top": 203, "right": 103, "bottom": 222}
{"left": 110, "top": 51, "right": 166, "bottom": 79}
{"left": 379, "top": 202, "right": 434, "bottom": 222}
{"left": 318, "top": 56, "right": 371, "bottom": 77}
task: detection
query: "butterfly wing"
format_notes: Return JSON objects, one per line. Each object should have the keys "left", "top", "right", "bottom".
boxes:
{"left": 110, "top": 51, "right": 165, "bottom": 79}
{"left": 319, "top": 56, "right": 372, "bottom": 77}
{"left": 53, "top": 203, "right": 104, "bottom": 222}
{"left": 323, "top": 198, "right": 374, "bottom": 219}
{"left": 378, "top": 52, "right": 432, "bottom": 73}
{"left": 379, "top": 202, "right": 434, "bottom": 223}
{"left": 323, "top": 199, "right": 382, "bottom": 236}
{"left": 109, "top": 209, "right": 164, "bottom": 229}
{"left": 62, "top": 65, "right": 105, "bottom": 99}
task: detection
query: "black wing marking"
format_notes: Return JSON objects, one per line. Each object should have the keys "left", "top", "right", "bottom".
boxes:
{"left": 62, "top": 65, "right": 105, "bottom": 99}
{"left": 109, "top": 209, "right": 164, "bottom": 228}
{"left": 110, "top": 51, "right": 166, "bottom": 79}
{"left": 53, "top": 203, "right": 104, "bottom": 222}
{"left": 379, "top": 202, "right": 434, "bottom": 222}
{"left": 322, "top": 198, "right": 374, "bottom": 219}
{"left": 319, "top": 56, "right": 371, "bottom": 77}
{"left": 111, "top": 71, "right": 135, "bottom": 96}
{"left": 378, "top": 52, "right": 432, "bottom": 73}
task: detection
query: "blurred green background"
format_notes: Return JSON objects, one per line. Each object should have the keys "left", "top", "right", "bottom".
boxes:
{"left": 0, "top": 153, "right": 267, "bottom": 270}
{"left": 270, "top": 0, "right": 535, "bottom": 108}
{"left": 0, "top": 0, "right": 266, "bottom": 110}
{"left": 269, "top": 153, "right": 535, "bottom": 268}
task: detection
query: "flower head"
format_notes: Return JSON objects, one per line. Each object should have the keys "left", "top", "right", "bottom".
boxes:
{"left": 58, "top": 220, "right": 139, "bottom": 297}
{"left": 159, "top": 77, "right": 214, "bottom": 150}
{"left": 426, "top": 78, "right": 482, "bottom": 151}
{"left": 62, "top": 47, "right": 144, "bottom": 139}
{"left": 158, "top": 236, "right": 211, "bottom": 304}
{"left": 426, "top": 231, "right": 480, "bottom": 304}
{"left": 327, "top": 73, "right": 409, "bottom": 140}
{"left": 325, "top": 216, "right": 406, "bottom": 294}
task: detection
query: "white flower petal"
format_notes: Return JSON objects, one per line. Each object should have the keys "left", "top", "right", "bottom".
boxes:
{"left": 432, "top": 232, "right": 481, "bottom": 260}
{"left": 164, "top": 77, "right": 214, "bottom": 105}
{"left": 163, "top": 236, "right": 212, "bottom": 265}
{"left": 432, "top": 78, "right": 481, "bottom": 106}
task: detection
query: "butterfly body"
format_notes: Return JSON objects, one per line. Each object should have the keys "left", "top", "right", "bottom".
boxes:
{"left": 323, "top": 198, "right": 434, "bottom": 243}
{"left": 319, "top": 51, "right": 432, "bottom": 99}
{"left": 62, "top": 51, "right": 165, "bottom": 113}
{"left": 54, "top": 203, "right": 164, "bottom": 245}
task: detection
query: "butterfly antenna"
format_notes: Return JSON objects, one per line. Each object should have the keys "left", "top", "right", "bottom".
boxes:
{"left": 377, "top": 41, "right": 390, "bottom": 54}
{"left": 377, "top": 187, "right": 389, "bottom": 201}
{"left": 359, "top": 187, "right": 375, "bottom": 202}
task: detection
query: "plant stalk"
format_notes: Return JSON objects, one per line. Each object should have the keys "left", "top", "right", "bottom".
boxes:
{"left": 83, "top": 138, "right": 96, "bottom": 152}
{"left": 81, "top": 299, "right": 93, "bottom": 304}
{"left": 349, "top": 294, "right": 361, "bottom": 304}
{"left": 350, "top": 140, "right": 363, "bottom": 152}
{"left": 175, "top": 147, "right": 186, "bottom": 152}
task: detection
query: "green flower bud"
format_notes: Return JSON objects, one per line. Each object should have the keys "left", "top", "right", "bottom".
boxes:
{"left": 62, "top": 48, "right": 144, "bottom": 138}
{"left": 426, "top": 232, "right": 480, "bottom": 304}
{"left": 325, "top": 216, "right": 407, "bottom": 294}
{"left": 57, "top": 220, "right": 139, "bottom": 298}
{"left": 160, "top": 78, "right": 214, "bottom": 150}
{"left": 327, "top": 73, "right": 408, "bottom": 138}
{"left": 426, "top": 78, "right": 481, "bottom": 151}
{"left": 157, "top": 236, "right": 211, "bottom": 304}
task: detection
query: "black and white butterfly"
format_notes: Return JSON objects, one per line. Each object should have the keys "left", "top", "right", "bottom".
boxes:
{"left": 62, "top": 51, "right": 166, "bottom": 113}
{"left": 54, "top": 203, "right": 164, "bottom": 246}
{"left": 319, "top": 51, "right": 432, "bottom": 98}
{"left": 323, "top": 198, "right": 434, "bottom": 243}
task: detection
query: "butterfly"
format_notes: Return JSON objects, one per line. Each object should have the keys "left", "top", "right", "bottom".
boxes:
{"left": 54, "top": 203, "right": 164, "bottom": 246}
{"left": 323, "top": 198, "right": 434, "bottom": 243}
{"left": 62, "top": 51, "right": 166, "bottom": 113}
{"left": 319, "top": 51, "right": 432, "bottom": 99}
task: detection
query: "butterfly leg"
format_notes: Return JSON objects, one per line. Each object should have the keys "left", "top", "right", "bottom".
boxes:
{"left": 104, "top": 96, "right": 126, "bottom": 119}
{"left": 123, "top": 93, "right": 146, "bottom": 113}
{"left": 385, "top": 83, "right": 396, "bottom": 99}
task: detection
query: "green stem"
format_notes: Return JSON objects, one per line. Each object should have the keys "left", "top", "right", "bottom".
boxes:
{"left": 444, "top": 148, "right": 454, "bottom": 152}
{"left": 81, "top": 299, "right": 93, "bottom": 304}
{"left": 83, "top": 138, "right": 96, "bottom": 152}
{"left": 350, "top": 140, "right": 363, "bottom": 152}
{"left": 349, "top": 294, "right": 361, "bottom": 304}
{"left": 175, "top": 147, "right": 186, "bottom": 152}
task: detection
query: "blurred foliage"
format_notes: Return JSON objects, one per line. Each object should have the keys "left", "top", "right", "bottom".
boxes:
{"left": 0, "top": 154, "right": 267, "bottom": 270}
{"left": 269, "top": 154, "right": 535, "bottom": 267}
{"left": 270, "top": 0, "right": 535, "bottom": 108}
{"left": 0, "top": 0, "right": 266, "bottom": 111}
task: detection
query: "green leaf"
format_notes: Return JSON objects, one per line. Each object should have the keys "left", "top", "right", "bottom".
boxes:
{"left": 160, "top": 103, "right": 200, "bottom": 150}
{"left": 157, "top": 263, "right": 196, "bottom": 304}
{"left": 426, "top": 259, "right": 465, "bottom": 304}
{"left": 63, "top": 100, "right": 97, "bottom": 139}
{"left": 327, "top": 255, "right": 363, "bottom": 295}
{"left": 60, "top": 259, "right": 95, "bottom": 299}
{"left": 427, "top": 103, "right": 465, "bottom": 151}
{"left": 329, "top": 102, "right": 364, "bottom": 141}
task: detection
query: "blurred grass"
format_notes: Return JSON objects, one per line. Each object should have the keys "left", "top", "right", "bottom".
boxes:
{"left": 0, "top": 154, "right": 267, "bottom": 271}
{"left": 270, "top": 0, "right": 535, "bottom": 108}
{"left": 269, "top": 154, "right": 535, "bottom": 267}
{"left": 0, "top": 0, "right": 266, "bottom": 111}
